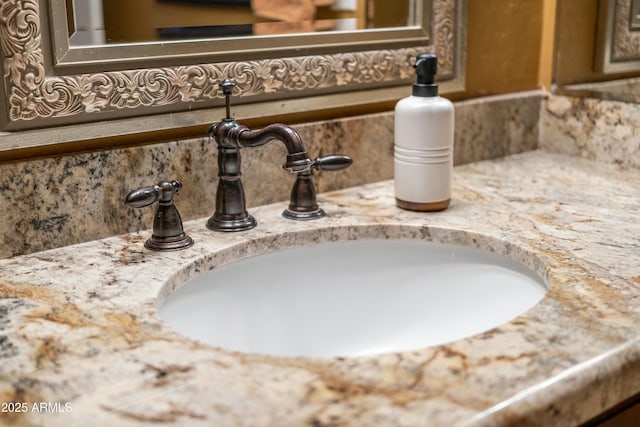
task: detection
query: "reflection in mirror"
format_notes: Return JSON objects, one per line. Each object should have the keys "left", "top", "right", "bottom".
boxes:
{"left": 67, "top": 0, "right": 411, "bottom": 46}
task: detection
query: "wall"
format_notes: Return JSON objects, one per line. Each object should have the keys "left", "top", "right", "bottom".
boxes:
{"left": 457, "top": 0, "right": 548, "bottom": 99}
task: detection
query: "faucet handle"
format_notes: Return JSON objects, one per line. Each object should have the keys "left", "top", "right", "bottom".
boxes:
{"left": 311, "top": 154, "right": 353, "bottom": 171}
{"left": 282, "top": 154, "right": 352, "bottom": 221}
{"left": 126, "top": 180, "right": 180, "bottom": 208}
{"left": 219, "top": 78, "right": 235, "bottom": 119}
{"left": 125, "top": 180, "right": 194, "bottom": 251}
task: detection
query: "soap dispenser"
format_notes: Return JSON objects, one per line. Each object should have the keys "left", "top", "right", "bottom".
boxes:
{"left": 394, "top": 53, "right": 454, "bottom": 211}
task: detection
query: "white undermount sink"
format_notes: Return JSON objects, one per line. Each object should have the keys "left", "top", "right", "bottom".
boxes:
{"left": 159, "top": 238, "right": 547, "bottom": 358}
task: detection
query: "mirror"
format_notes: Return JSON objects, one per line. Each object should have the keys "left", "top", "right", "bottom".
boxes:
{"left": 554, "top": 0, "right": 640, "bottom": 103}
{"left": 0, "top": 0, "right": 465, "bottom": 152}
{"left": 67, "top": 0, "right": 412, "bottom": 46}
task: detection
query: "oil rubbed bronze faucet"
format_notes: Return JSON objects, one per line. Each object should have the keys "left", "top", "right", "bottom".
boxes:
{"left": 207, "top": 79, "right": 313, "bottom": 232}
{"left": 125, "top": 180, "right": 194, "bottom": 251}
{"left": 283, "top": 154, "right": 352, "bottom": 220}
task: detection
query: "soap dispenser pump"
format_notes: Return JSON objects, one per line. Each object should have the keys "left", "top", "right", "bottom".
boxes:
{"left": 394, "top": 53, "right": 454, "bottom": 211}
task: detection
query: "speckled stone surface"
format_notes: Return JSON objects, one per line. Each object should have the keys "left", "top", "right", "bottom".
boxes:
{"left": 0, "top": 91, "right": 542, "bottom": 259}
{"left": 0, "top": 150, "right": 638, "bottom": 427}
{"left": 541, "top": 93, "right": 640, "bottom": 168}
{"left": 454, "top": 91, "right": 540, "bottom": 165}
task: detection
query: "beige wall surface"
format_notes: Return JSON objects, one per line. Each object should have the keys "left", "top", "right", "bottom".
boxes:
{"left": 457, "top": 0, "right": 546, "bottom": 99}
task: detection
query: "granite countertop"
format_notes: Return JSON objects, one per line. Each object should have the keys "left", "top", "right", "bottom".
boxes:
{"left": 1, "top": 150, "right": 639, "bottom": 427}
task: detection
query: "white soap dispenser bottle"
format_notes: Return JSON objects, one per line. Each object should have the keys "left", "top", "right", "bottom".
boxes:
{"left": 394, "top": 53, "right": 454, "bottom": 211}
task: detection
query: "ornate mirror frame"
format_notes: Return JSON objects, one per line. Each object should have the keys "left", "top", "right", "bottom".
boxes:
{"left": 596, "top": 0, "right": 640, "bottom": 73}
{"left": 0, "top": 0, "right": 466, "bottom": 152}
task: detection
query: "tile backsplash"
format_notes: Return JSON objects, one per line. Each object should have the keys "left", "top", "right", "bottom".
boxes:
{"left": 0, "top": 91, "right": 542, "bottom": 259}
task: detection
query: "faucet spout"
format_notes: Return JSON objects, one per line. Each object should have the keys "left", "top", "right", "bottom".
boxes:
{"left": 236, "top": 124, "right": 312, "bottom": 173}
{"left": 207, "top": 78, "right": 313, "bottom": 232}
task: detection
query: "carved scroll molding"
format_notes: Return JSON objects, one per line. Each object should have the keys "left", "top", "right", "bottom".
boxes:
{"left": 1, "top": 0, "right": 459, "bottom": 127}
